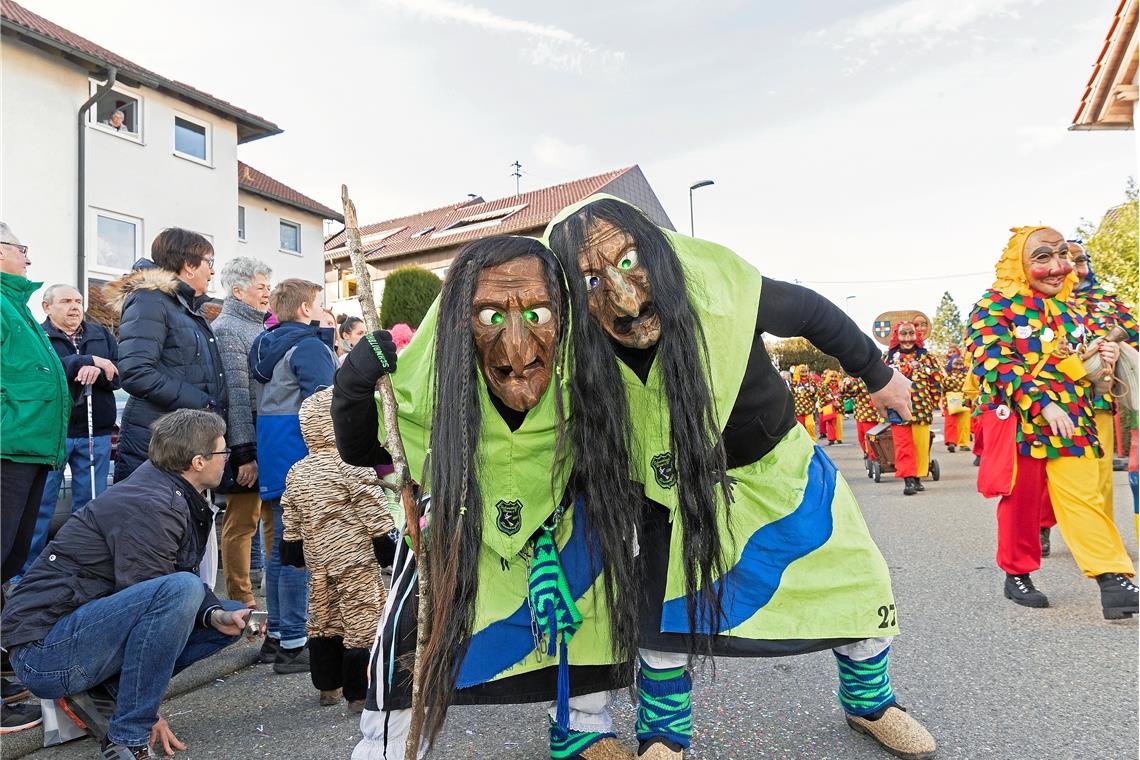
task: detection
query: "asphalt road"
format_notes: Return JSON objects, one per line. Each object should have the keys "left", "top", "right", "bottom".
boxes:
{"left": 15, "top": 429, "right": 1139, "bottom": 760}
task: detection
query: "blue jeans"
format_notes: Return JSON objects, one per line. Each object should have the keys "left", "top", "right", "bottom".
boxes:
{"left": 250, "top": 523, "right": 265, "bottom": 572}
{"left": 20, "top": 435, "right": 112, "bottom": 577}
{"left": 264, "top": 499, "right": 309, "bottom": 649}
{"left": 9, "top": 573, "right": 241, "bottom": 747}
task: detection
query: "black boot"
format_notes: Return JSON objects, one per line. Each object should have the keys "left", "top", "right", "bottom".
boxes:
{"left": 1039, "top": 528, "right": 1051, "bottom": 558}
{"left": 948, "top": 444, "right": 956, "bottom": 453}
{"left": 903, "top": 477, "right": 917, "bottom": 496}
{"left": 914, "top": 477, "right": 925, "bottom": 491}
{"left": 1003, "top": 573, "right": 1049, "bottom": 608}
{"left": 1095, "top": 574, "right": 1139, "bottom": 620}
{"left": 973, "top": 455, "right": 981, "bottom": 466}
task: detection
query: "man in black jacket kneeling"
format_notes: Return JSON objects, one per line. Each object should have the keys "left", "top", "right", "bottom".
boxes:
{"left": 1, "top": 409, "right": 255, "bottom": 760}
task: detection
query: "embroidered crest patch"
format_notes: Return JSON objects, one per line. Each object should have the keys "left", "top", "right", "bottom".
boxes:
{"left": 495, "top": 499, "right": 523, "bottom": 536}
{"left": 651, "top": 452, "right": 678, "bottom": 489}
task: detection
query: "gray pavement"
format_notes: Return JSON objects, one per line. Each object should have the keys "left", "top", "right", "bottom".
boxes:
{"left": 8, "top": 429, "right": 1138, "bottom": 759}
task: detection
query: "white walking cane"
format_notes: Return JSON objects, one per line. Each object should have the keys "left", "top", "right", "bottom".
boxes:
{"left": 84, "top": 383, "right": 96, "bottom": 500}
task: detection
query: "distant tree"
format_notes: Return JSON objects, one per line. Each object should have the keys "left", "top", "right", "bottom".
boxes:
{"left": 1075, "top": 177, "right": 1138, "bottom": 308}
{"left": 765, "top": 337, "right": 841, "bottom": 372}
{"left": 929, "top": 291, "right": 964, "bottom": 354}
{"left": 379, "top": 266, "right": 442, "bottom": 329}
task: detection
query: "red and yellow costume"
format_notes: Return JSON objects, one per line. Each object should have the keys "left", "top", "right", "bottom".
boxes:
{"left": 1069, "top": 262, "right": 1139, "bottom": 530}
{"left": 791, "top": 365, "right": 817, "bottom": 439}
{"left": 885, "top": 325, "right": 942, "bottom": 479}
{"left": 967, "top": 227, "right": 1133, "bottom": 579}
{"left": 845, "top": 376, "right": 881, "bottom": 458}
{"left": 941, "top": 364, "right": 972, "bottom": 449}
{"left": 817, "top": 369, "right": 844, "bottom": 444}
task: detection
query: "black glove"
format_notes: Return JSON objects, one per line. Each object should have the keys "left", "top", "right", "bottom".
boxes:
{"left": 339, "top": 330, "right": 399, "bottom": 398}
{"left": 280, "top": 539, "right": 306, "bottom": 568}
{"left": 372, "top": 533, "right": 397, "bottom": 567}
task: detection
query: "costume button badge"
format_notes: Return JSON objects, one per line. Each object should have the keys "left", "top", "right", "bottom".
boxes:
{"left": 1042, "top": 327, "right": 1055, "bottom": 342}
{"left": 1015, "top": 325, "right": 1032, "bottom": 339}
{"left": 995, "top": 405, "right": 1010, "bottom": 420}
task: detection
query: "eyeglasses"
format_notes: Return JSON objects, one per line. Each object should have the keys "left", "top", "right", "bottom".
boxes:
{"left": 2, "top": 243, "right": 29, "bottom": 256}
{"left": 201, "top": 448, "right": 230, "bottom": 460}
{"left": 202, "top": 257, "right": 216, "bottom": 270}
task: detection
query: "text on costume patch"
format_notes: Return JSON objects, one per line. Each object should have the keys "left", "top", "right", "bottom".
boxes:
{"left": 651, "top": 452, "right": 678, "bottom": 489}
{"left": 495, "top": 499, "right": 523, "bottom": 536}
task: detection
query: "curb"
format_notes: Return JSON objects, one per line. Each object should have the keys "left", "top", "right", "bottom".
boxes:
{"left": 1, "top": 638, "right": 260, "bottom": 759}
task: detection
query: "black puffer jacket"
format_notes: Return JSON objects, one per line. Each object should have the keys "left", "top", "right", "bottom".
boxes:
{"left": 0, "top": 461, "right": 221, "bottom": 650}
{"left": 106, "top": 270, "right": 227, "bottom": 481}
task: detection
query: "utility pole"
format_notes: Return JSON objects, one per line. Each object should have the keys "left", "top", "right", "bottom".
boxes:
{"left": 511, "top": 161, "right": 523, "bottom": 196}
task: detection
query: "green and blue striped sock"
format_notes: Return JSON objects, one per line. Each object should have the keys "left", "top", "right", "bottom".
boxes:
{"left": 635, "top": 658, "right": 693, "bottom": 748}
{"left": 548, "top": 718, "right": 614, "bottom": 760}
{"left": 834, "top": 647, "right": 897, "bottom": 717}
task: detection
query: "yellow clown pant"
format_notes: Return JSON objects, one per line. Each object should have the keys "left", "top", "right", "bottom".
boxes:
{"left": 1046, "top": 455, "right": 1135, "bottom": 578}
{"left": 954, "top": 411, "right": 971, "bottom": 447}
{"left": 796, "top": 415, "right": 816, "bottom": 439}
{"left": 834, "top": 415, "right": 844, "bottom": 443}
{"left": 1094, "top": 411, "right": 1115, "bottom": 522}
{"left": 910, "top": 424, "right": 931, "bottom": 478}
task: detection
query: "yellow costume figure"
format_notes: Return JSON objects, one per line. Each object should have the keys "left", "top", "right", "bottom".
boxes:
{"left": 791, "top": 365, "right": 817, "bottom": 439}
{"left": 967, "top": 226, "right": 1136, "bottom": 618}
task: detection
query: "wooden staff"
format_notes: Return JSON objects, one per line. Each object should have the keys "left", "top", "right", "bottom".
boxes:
{"left": 340, "top": 185, "right": 429, "bottom": 759}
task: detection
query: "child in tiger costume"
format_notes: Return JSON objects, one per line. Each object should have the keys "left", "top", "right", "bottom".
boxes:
{"left": 280, "top": 386, "right": 396, "bottom": 711}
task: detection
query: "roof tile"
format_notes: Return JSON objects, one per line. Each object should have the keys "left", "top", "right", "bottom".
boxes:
{"left": 238, "top": 162, "right": 343, "bottom": 222}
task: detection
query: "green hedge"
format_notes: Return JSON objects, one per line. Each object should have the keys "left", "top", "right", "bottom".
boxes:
{"left": 379, "top": 266, "right": 442, "bottom": 329}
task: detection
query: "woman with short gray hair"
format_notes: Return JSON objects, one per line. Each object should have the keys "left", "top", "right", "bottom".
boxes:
{"left": 212, "top": 256, "right": 273, "bottom": 609}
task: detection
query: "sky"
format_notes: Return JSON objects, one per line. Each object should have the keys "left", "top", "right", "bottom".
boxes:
{"left": 17, "top": 0, "right": 1136, "bottom": 338}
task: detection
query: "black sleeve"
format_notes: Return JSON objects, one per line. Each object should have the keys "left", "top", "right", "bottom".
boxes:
{"left": 758, "top": 277, "right": 893, "bottom": 393}
{"left": 331, "top": 365, "right": 393, "bottom": 468}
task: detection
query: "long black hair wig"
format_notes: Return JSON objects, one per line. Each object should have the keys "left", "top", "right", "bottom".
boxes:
{"left": 548, "top": 199, "right": 732, "bottom": 652}
{"left": 418, "top": 235, "right": 641, "bottom": 745}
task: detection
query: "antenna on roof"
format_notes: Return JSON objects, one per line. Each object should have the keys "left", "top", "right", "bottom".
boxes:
{"left": 510, "top": 161, "right": 523, "bottom": 197}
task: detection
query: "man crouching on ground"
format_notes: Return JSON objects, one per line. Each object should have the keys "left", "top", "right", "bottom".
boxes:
{"left": 1, "top": 409, "right": 256, "bottom": 759}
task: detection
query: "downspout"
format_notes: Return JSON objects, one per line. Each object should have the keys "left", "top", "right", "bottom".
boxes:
{"left": 76, "top": 66, "right": 118, "bottom": 299}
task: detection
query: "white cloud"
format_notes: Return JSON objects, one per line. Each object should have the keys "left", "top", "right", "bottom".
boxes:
{"left": 533, "top": 135, "right": 592, "bottom": 171}
{"left": 377, "top": 0, "right": 625, "bottom": 72}
{"left": 832, "top": 0, "right": 1038, "bottom": 44}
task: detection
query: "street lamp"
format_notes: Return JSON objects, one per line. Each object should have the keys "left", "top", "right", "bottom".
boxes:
{"left": 845, "top": 295, "right": 856, "bottom": 314}
{"left": 689, "top": 180, "right": 714, "bottom": 237}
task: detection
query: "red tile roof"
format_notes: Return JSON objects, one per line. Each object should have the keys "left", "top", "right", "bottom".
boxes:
{"left": 1071, "top": 0, "right": 1137, "bottom": 130}
{"left": 238, "top": 162, "right": 343, "bottom": 222}
{"left": 1, "top": 0, "right": 281, "bottom": 143}
{"left": 325, "top": 166, "right": 636, "bottom": 263}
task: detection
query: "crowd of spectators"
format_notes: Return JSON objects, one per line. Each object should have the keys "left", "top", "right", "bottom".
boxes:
{"left": 0, "top": 222, "right": 392, "bottom": 758}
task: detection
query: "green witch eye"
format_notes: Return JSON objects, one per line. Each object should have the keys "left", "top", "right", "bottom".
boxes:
{"left": 523, "top": 307, "right": 553, "bottom": 325}
{"left": 618, "top": 249, "right": 638, "bottom": 270}
{"left": 478, "top": 309, "right": 504, "bottom": 326}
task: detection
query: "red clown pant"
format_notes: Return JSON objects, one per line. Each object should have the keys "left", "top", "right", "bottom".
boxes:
{"left": 942, "top": 410, "right": 971, "bottom": 448}
{"left": 891, "top": 424, "right": 917, "bottom": 478}
{"left": 821, "top": 416, "right": 839, "bottom": 443}
{"left": 856, "top": 420, "right": 876, "bottom": 458}
{"left": 971, "top": 414, "right": 984, "bottom": 458}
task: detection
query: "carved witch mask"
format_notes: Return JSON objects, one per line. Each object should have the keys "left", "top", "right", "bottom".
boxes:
{"left": 471, "top": 255, "right": 559, "bottom": 411}
{"left": 577, "top": 219, "right": 661, "bottom": 349}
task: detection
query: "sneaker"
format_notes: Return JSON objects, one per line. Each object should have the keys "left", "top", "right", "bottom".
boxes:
{"left": 1095, "top": 573, "right": 1139, "bottom": 620}
{"left": 319, "top": 688, "right": 341, "bottom": 706}
{"left": 1, "top": 677, "right": 30, "bottom": 704}
{"left": 100, "top": 737, "right": 153, "bottom": 759}
{"left": 845, "top": 705, "right": 936, "bottom": 760}
{"left": 273, "top": 645, "right": 310, "bottom": 674}
{"left": 1040, "top": 528, "right": 1051, "bottom": 558}
{"left": 257, "top": 636, "right": 280, "bottom": 664}
{"left": 0, "top": 701, "right": 42, "bottom": 734}
{"left": 62, "top": 682, "right": 117, "bottom": 740}
{"left": 1003, "top": 573, "right": 1049, "bottom": 608}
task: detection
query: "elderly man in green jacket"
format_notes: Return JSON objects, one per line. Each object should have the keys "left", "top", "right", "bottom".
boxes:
{"left": 1, "top": 222, "right": 68, "bottom": 582}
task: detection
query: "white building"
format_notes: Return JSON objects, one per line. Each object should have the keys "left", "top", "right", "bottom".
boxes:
{"left": 0, "top": 0, "right": 342, "bottom": 319}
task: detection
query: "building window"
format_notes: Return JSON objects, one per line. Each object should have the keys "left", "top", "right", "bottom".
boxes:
{"left": 174, "top": 114, "right": 210, "bottom": 164}
{"left": 93, "top": 210, "right": 142, "bottom": 272}
{"left": 89, "top": 81, "right": 143, "bottom": 142}
{"left": 431, "top": 204, "right": 527, "bottom": 238}
{"left": 238, "top": 206, "right": 246, "bottom": 240}
{"left": 280, "top": 220, "right": 301, "bottom": 254}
